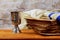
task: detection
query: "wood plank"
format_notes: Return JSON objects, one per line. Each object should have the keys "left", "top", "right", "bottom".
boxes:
{"left": 0, "top": 29, "right": 60, "bottom": 39}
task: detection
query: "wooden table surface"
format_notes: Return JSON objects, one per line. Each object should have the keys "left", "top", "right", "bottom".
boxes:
{"left": 0, "top": 29, "right": 60, "bottom": 39}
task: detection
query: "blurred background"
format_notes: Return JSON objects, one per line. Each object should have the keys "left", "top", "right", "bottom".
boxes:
{"left": 0, "top": 0, "right": 60, "bottom": 30}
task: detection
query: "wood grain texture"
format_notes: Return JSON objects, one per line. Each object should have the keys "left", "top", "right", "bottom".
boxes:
{"left": 0, "top": 29, "right": 60, "bottom": 39}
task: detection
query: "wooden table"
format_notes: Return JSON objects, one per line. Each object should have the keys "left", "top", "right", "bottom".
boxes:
{"left": 0, "top": 29, "right": 60, "bottom": 39}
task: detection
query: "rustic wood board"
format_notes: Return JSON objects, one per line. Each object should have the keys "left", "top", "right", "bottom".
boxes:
{"left": 0, "top": 29, "right": 60, "bottom": 39}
